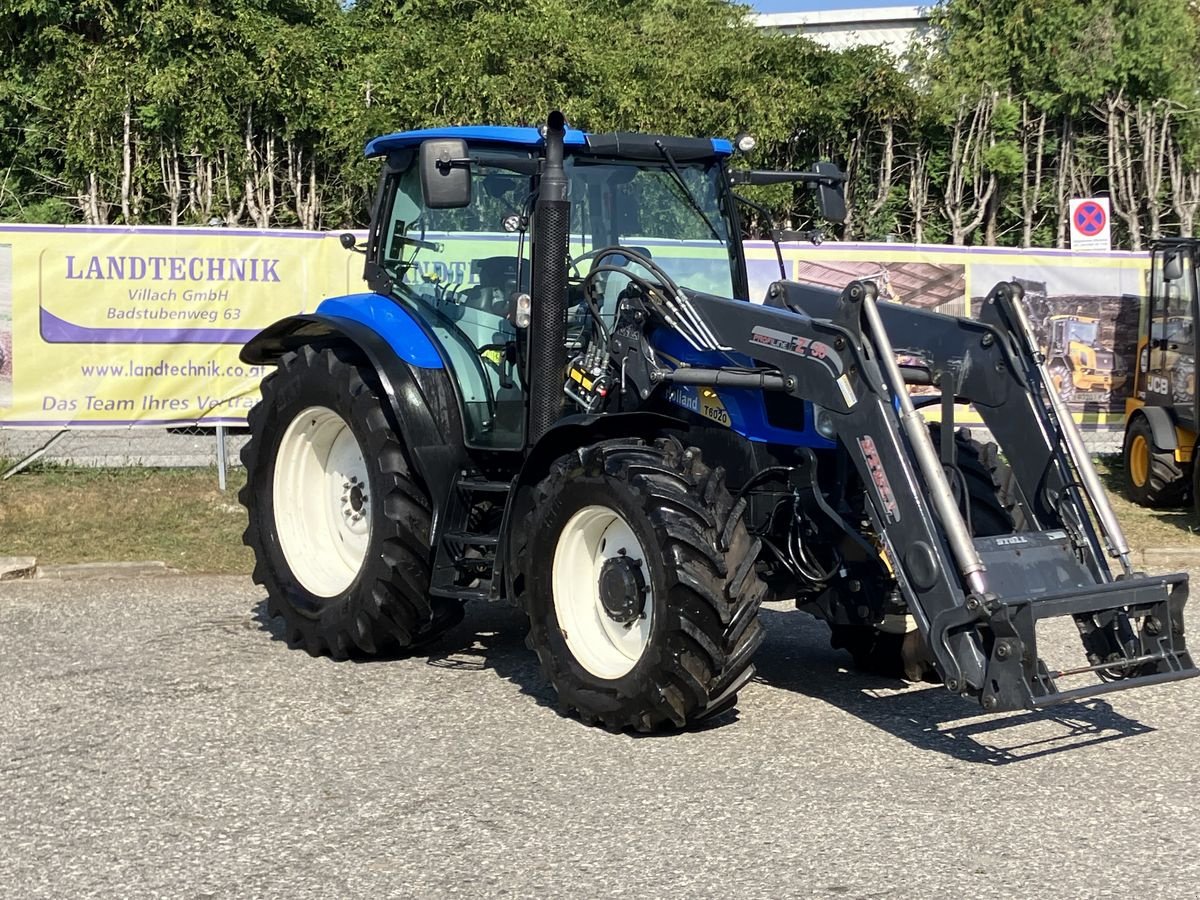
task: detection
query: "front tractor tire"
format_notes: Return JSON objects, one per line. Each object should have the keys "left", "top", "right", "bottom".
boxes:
{"left": 241, "top": 345, "right": 449, "bottom": 659}
{"left": 515, "top": 437, "right": 767, "bottom": 732}
{"left": 831, "top": 426, "right": 1021, "bottom": 680}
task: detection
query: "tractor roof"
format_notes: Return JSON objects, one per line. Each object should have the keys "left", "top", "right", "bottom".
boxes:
{"left": 364, "top": 126, "right": 733, "bottom": 162}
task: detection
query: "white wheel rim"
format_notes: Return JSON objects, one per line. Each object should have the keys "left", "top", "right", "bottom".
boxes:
{"left": 272, "top": 406, "right": 371, "bottom": 598}
{"left": 552, "top": 504, "right": 653, "bottom": 679}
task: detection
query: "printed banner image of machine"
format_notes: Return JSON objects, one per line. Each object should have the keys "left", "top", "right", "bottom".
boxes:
{"left": 237, "top": 112, "right": 1196, "bottom": 732}
{"left": 966, "top": 266, "right": 1140, "bottom": 417}
{"left": 1122, "top": 238, "right": 1200, "bottom": 512}
{"left": 1, "top": 243, "right": 12, "bottom": 409}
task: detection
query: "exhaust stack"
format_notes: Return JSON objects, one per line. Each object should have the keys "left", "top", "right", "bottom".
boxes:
{"left": 528, "top": 111, "right": 570, "bottom": 445}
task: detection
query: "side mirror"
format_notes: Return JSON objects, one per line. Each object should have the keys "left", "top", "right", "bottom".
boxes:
{"left": 420, "top": 139, "right": 471, "bottom": 209}
{"left": 1164, "top": 250, "right": 1184, "bottom": 282}
{"left": 811, "top": 162, "right": 846, "bottom": 224}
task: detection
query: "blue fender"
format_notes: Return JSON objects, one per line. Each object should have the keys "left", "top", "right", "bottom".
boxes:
{"left": 239, "top": 294, "right": 466, "bottom": 539}
{"left": 241, "top": 292, "right": 444, "bottom": 370}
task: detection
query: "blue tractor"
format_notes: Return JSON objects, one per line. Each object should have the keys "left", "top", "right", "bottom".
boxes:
{"left": 240, "top": 112, "right": 1195, "bottom": 731}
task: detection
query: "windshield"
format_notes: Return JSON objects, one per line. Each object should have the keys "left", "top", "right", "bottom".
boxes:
{"left": 1065, "top": 319, "right": 1098, "bottom": 344}
{"left": 371, "top": 148, "right": 738, "bottom": 449}
{"left": 565, "top": 157, "right": 738, "bottom": 300}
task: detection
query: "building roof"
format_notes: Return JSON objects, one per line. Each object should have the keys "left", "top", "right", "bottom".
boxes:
{"left": 754, "top": 5, "right": 930, "bottom": 57}
{"left": 755, "top": 6, "right": 925, "bottom": 28}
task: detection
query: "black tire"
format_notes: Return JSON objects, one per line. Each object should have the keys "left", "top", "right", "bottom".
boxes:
{"left": 1049, "top": 361, "right": 1076, "bottom": 402}
{"left": 1123, "top": 415, "right": 1187, "bottom": 507}
{"left": 514, "top": 436, "right": 767, "bottom": 731}
{"left": 240, "top": 344, "right": 446, "bottom": 659}
{"left": 1193, "top": 443, "right": 1200, "bottom": 519}
{"left": 832, "top": 425, "right": 1020, "bottom": 676}
{"left": 946, "top": 427, "right": 1022, "bottom": 535}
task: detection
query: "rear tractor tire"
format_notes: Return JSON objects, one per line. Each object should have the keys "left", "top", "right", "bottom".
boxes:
{"left": 1123, "top": 415, "right": 1188, "bottom": 508}
{"left": 240, "top": 345, "right": 459, "bottom": 659}
{"left": 515, "top": 437, "right": 767, "bottom": 731}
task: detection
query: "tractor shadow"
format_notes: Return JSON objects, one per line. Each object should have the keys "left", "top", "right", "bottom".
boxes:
{"left": 753, "top": 608, "right": 1154, "bottom": 766}
{"left": 422, "top": 602, "right": 746, "bottom": 735}
{"left": 252, "top": 598, "right": 1153, "bottom": 754}
{"left": 252, "top": 596, "right": 742, "bottom": 733}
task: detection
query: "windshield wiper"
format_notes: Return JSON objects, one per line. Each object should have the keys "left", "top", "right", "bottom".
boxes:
{"left": 654, "top": 140, "right": 725, "bottom": 245}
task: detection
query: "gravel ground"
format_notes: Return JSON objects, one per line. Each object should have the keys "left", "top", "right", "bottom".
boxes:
{"left": 1, "top": 574, "right": 1197, "bottom": 899}
{"left": 0, "top": 427, "right": 247, "bottom": 468}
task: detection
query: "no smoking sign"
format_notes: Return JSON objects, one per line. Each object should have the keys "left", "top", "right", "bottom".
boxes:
{"left": 1069, "top": 197, "right": 1112, "bottom": 251}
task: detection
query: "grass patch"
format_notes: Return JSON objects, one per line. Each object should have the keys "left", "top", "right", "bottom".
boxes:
{"left": 1094, "top": 454, "right": 1199, "bottom": 550}
{"left": 0, "top": 464, "right": 252, "bottom": 574}
{"left": 0, "top": 453, "right": 1195, "bottom": 577}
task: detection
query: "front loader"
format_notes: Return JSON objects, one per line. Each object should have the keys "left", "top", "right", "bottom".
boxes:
{"left": 239, "top": 111, "right": 1195, "bottom": 731}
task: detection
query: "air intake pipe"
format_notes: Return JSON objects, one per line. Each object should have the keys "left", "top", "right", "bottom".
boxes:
{"left": 528, "top": 110, "right": 570, "bottom": 445}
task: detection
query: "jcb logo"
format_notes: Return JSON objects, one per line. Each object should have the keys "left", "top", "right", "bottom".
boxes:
{"left": 1149, "top": 375, "right": 1171, "bottom": 395}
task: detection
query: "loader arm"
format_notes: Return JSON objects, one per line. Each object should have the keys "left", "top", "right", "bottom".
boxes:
{"left": 671, "top": 280, "right": 1196, "bottom": 711}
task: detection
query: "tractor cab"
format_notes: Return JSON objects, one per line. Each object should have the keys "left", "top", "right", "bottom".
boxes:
{"left": 1123, "top": 238, "right": 1200, "bottom": 507}
{"left": 1136, "top": 240, "right": 1199, "bottom": 424}
{"left": 356, "top": 126, "right": 747, "bottom": 451}
{"left": 350, "top": 125, "right": 842, "bottom": 454}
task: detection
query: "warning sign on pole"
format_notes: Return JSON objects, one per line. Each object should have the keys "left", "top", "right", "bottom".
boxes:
{"left": 1069, "top": 197, "right": 1112, "bottom": 251}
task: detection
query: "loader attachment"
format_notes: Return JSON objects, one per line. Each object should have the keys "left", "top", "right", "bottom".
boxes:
{"left": 944, "top": 530, "right": 1192, "bottom": 710}
{"left": 682, "top": 278, "right": 1197, "bottom": 711}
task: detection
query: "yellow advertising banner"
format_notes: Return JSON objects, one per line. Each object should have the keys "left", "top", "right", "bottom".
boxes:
{"left": 751, "top": 242, "right": 1151, "bottom": 425}
{"left": 0, "top": 225, "right": 361, "bottom": 426}
{"left": 0, "top": 226, "right": 1150, "bottom": 428}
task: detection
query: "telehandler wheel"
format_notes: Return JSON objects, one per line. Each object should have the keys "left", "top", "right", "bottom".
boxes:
{"left": 1049, "top": 362, "right": 1075, "bottom": 402}
{"left": 241, "top": 345, "right": 452, "bottom": 659}
{"left": 515, "top": 437, "right": 767, "bottom": 731}
{"left": 1194, "top": 445, "right": 1200, "bottom": 519}
{"left": 1123, "top": 416, "right": 1187, "bottom": 508}
{"left": 831, "top": 426, "right": 1019, "bottom": 679}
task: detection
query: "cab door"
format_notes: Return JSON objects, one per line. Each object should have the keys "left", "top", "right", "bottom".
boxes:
{"left": 1145, "top": 245, "right": 1197, "bottom": 429}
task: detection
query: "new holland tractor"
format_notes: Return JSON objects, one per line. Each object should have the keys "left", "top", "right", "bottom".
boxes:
{"left": 239, "top": 112, "right": 1195, "bottom": 731}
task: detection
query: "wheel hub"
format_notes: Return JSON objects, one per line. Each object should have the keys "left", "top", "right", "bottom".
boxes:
{"left": 552, "top": 504, "right": 654, "bottom": 679}
{"left": 272, "top": 405, "right": 372, "bottom": 598}
{"left": 342, "top": 475, "right": 369, "bottom": 521}
{"left": 598, "top": 554, "right": 647, "bottom": 625}
{"left": 1129, "top": 434, "right": 1150, "bottom": 488}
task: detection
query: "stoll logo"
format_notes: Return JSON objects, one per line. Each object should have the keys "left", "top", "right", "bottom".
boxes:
{"left": 64, "top": 254, "right": 282, "bottom": 283}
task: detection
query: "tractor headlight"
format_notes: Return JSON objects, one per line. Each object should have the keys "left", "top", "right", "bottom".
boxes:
{"left": 735, "top": 132, "right": 757, "bottom": 154}
{"left": 814, "top": 404, "right": 836, "bottom": 439}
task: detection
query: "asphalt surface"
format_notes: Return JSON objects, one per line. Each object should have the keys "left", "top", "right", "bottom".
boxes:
{"left": 1, "top": 575, "right": 1198, "bottom": 899}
